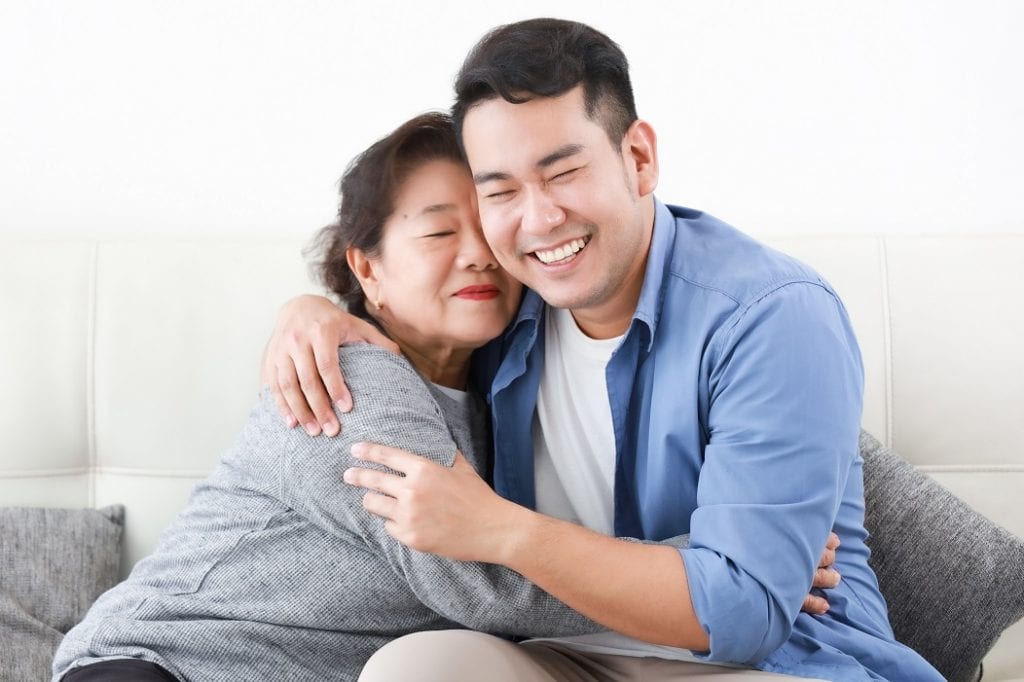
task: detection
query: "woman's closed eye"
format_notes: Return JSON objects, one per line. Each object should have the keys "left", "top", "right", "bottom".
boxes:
{"left": 421, "top": 230, "right": 456, "bottom": 239}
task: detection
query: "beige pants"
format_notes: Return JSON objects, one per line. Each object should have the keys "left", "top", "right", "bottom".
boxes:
{"left": 358, "top": 630, "right": 824, "bottom": 682}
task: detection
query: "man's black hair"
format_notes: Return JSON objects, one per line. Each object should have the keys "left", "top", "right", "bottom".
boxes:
{"left": 452, "top": 18, "right": 638, "bottom": 148}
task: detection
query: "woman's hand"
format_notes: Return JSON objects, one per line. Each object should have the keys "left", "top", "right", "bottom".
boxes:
{"left": 343, "top": 442, "right": 521, "bottom": 563}
{"left": 260, "top": 295, "right": 399, "bottom": 436}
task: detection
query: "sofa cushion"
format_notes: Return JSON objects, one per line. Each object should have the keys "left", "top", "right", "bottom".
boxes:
{"left": 0, "top": 505, "right": 124, "bottom": 681}
{"left": 861, "top": 431, "right": 1024, "bottom": 682}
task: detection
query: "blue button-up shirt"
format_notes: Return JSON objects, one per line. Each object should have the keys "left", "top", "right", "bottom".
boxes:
{"left": 476, "top": 201, "right": 941, "bottom": 680}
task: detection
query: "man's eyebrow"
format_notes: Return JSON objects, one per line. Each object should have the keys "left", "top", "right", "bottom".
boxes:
{"left": 473, "top": 171, "right": 510, "bottom": 185}
{"left": 536, "top": 144, "right": 584, "bottom": 169}
{"left": 472, "top": 144, "right": 585, "bottom": 185}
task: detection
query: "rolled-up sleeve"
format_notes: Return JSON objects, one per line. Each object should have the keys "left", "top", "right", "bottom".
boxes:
{"left": 681, "top": 281, "right": 864, "bottom": 664}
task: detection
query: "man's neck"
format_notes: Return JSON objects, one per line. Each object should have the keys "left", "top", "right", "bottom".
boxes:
{"left": 568, "top": 212, "right": 655, "bottom": 340}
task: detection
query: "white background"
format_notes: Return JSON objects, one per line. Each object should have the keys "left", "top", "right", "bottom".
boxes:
{"left": 2, "top": 0, "right": 1022, "bottom": 239}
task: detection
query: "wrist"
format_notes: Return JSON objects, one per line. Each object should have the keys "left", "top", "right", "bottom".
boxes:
{"left": 493, "top": 502, "right": 557, "bottom": 571}
{"left": 487, "top": 499, "right": 542, "bottom": 566}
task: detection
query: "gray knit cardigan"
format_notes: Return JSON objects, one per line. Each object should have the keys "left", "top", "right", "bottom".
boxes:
{"left": 53, "top": 345, "right": 602, "bottom": 681}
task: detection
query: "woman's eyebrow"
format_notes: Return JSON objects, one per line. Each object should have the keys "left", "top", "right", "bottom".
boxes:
{"left": 418, "top": 203, "right": 457, "bottom": 216}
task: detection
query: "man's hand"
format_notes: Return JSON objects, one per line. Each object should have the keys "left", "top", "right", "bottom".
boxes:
{"left": 345, "top": 442, "right": 844, "bottom": 615}
{"left": 803, "top": 532, "right": 841, "bottom": 615}
{"left": 260, "top": 295, "right": 399, "bottom": 437}
{"left": 344, "top": 442, "right": 514, "bottom": 562}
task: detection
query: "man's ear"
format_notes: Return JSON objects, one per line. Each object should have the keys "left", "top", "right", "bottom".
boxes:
{"left": 622, "top": 119, "right": 659, "bottom": 198}
{"left": 346, "top": 247, "right": 380, "bottom": 303}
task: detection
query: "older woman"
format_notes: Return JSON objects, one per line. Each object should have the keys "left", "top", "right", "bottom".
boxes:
{"left": 52, "top": 112, "right": 604, "bottom": 682}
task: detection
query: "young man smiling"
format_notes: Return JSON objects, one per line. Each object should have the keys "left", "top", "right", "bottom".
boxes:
{"left": 264, "top": 18, "right": 941, "bottom": 682}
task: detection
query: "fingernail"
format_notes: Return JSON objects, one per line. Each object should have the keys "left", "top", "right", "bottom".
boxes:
{"left": 323, "top": 421, "right": 339, "bottom": 437}
{"left": 304, "top": 422, "right": 321, "bottom": 436}
{"left": 336, "top": 398, "right": 352, "bottom": 413}
{"left": 285, "top": 415, "right": 298, "bottom": 428}
{"left": 350, "top": 442, "right": 367, "bottom": 458}
{"left": 342, "top": 469, "right": 355, "bottom": 483}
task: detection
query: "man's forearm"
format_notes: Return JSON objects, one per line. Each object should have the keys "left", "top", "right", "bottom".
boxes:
{"left": 494, "top": 503, "right": 710, "bottom": 651}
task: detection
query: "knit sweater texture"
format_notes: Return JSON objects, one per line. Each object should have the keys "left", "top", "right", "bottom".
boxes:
{"left": 53, "top": 344, "right": 600, "bottom": 681}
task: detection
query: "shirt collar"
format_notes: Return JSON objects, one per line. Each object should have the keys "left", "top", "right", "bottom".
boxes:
{"left": 508, "top": 197, "right": 676, "bottom": 350}
{"left": 630, "top": 198, "right": 675, "bottom": 350}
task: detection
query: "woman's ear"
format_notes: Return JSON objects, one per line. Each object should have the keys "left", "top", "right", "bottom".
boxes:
{"left": 346, "top": 247, "right": 381, "bottom": 303}
{"left": 622, "top": 119, "right": 659, "bottom": 198}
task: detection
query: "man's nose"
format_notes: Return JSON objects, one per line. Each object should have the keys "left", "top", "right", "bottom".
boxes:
{"left": 521, "top": 189, "right": 566, "bottom": 236}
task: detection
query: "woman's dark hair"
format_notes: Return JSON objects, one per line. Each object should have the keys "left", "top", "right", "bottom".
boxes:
{"left": 309, "top": 112, "right": 464, "bottom": 319}
{"left": 452, "top": 18, "right": 637, "bottom": 148}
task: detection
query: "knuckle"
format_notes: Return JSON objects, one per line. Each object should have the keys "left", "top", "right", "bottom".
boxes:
{"left": 316, "top": 354, "right": 339, "bottom": 372}
{"left": 296, "top": 369, "right": 320, "bottom": 389}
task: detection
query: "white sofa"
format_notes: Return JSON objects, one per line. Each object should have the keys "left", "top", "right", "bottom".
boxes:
{"left": 2, "top": 234, "right": 1022, "bottom": 679}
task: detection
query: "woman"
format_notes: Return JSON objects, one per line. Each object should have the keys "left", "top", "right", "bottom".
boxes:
{"left": 54, "top": 112, "right": 835, "bottom": 682}
{"left": 51, "top": 112, "right": 604, "bottom": 682}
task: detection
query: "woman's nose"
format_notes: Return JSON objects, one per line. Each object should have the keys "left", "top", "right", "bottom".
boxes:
{"left": 457, "top": 229, "right": 498, "bottom": 271}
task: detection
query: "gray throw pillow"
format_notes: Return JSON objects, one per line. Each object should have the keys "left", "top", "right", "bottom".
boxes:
{"left": 861, "top": 431, "right": 1024, "bottom": 682}
{"left": 0, "top": 505, "right": 124, "bottom": 682}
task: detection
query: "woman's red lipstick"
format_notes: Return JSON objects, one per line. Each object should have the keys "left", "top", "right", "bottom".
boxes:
{"left": 454, "top": 285, "right": 500, "bottom": 300}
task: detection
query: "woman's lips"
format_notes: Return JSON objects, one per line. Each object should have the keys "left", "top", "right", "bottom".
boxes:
{"left": 454, "top": 285, "right": 500, "bottom": 300}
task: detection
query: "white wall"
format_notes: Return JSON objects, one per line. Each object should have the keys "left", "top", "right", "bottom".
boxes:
{"left": 2, "top": 0, "right": 1022, "bottom": 239}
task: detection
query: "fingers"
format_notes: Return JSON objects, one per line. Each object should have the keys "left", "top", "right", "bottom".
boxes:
{"left": 344, "top": 465, "right": 404, "bottom": 498}
{"left": 292, "top": 341, "right": 340, "bottom": 436}
{"left": 276, "top": 353, "right": 321, "bottom": 435}
{"left": 811, "top": 567, "right": 842, "bottom": 589}
{"left": 818, "top": 531, "right": 840, "bottom": 568}
{"left": 314, "top": 341, "right": 352, "bottom": 414}
{"left": 801, "top": 594, "right": 830, "bottom": 615}
{"left": 270, "top": 386, "right": 298, "bottom": 429}
{"left": 350, "top": 442, "right": 425, "bottom": 473}
{"left": 362, "top": 490, "right": 397, "bottom": 521}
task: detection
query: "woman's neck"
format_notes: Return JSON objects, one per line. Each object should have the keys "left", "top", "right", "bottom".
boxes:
{"left": 398, "top": 341, "right": 472, "bottom": 390}
{"left": 373, "top": 316, "right": 472, "bottom": 389}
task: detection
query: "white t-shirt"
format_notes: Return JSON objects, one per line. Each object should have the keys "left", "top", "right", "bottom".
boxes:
{"left": 532, "top": 306, "right": 620, "bottom": 535}
{"left": 529, "top": 307, "right": 713, "bottom": 664}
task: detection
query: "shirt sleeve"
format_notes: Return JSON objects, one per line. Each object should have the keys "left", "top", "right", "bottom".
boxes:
{"left": 258, "top": 344, "right": 601, "bottom": 638}
{"left": 681, "top": 281, "right": 864, "bottom": 664}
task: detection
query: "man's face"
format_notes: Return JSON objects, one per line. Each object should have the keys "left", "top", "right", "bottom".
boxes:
{"left": 461, "top": 86, "right": 658, "bottom": 338}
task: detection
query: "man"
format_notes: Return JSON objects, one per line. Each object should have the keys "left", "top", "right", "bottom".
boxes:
{"left": 263, "top": 18, "right": 940, "bottom": 681}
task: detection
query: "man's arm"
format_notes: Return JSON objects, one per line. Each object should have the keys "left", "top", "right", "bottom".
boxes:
{"left": 346, "top": 282, "right": 861, "bottom": 662}
{"left": 259, "top": 294, "right": 397, "bottom": 436}
{"left": 260, "top": 344, "right": 604, "bottom": 637}
{"left": 680, "top": 282, "right": 863, "bottom": 662}
{"left": 349, "top": 442, "right": 708, "bottom": 649}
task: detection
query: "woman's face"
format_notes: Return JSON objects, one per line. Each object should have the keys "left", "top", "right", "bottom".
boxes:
{"left": 359, "top": 158, "right": 522, "bottom": 355}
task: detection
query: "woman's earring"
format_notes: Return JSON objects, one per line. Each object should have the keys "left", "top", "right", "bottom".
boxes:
{"left": 375, "top": 299, "right": 384, "bottom": 310}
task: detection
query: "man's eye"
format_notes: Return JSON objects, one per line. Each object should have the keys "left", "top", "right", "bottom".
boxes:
{"left": 552, "top": 168, "right": 579, "bottom": 181}
{"left": 486, "top": 190, "right": 513, "bottom": 200}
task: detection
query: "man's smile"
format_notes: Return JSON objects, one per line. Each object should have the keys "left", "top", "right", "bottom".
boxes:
{"left": 530, "top": 236, "right": 590, "bottom": 265}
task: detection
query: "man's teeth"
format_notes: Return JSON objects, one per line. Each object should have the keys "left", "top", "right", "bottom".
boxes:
{"left": 535, "top": 238, "right": 587, "bottom": 264}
